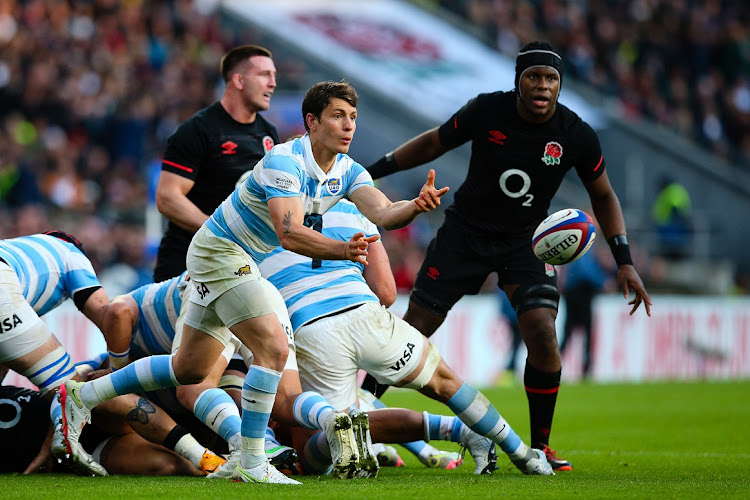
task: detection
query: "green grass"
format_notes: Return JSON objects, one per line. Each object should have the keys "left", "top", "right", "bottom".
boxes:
{"left": 3, "top": 381, "right": 749, "bottom": 499}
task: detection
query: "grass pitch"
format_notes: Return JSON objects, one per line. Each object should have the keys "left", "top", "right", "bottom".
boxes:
{"left": 3, "top": 380, "right": 748, "bottom": 499}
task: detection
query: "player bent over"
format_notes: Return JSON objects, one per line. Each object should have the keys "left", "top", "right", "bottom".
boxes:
{"left": 260, "top": 201, "right": 553, "bottom": 476}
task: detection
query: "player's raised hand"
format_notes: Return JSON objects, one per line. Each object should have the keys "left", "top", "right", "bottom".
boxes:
{"left": 415, "top": 169, "right": 449, "bottom": 212}
{"left": 617, "top": 265, "right": 652, "bottom": 316}
{"left": 344, "top": 232, "right": 380, "bottom": 265}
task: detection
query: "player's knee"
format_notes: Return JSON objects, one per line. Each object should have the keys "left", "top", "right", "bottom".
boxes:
{"left": 172, "top": 360, "right": 209, "bottom": 385}
{"left": 512, "top": 284, "right": 560, "bottom": 316}
{"left": 400, "top": 343, "right": 441, "bottom": 391}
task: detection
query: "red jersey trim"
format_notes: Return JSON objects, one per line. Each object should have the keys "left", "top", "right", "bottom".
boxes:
{"left": 593, "top": 155, "right": 603, "bottom": 172}
{"left": 162, "top": 159, "right": 193, "bottom": 173}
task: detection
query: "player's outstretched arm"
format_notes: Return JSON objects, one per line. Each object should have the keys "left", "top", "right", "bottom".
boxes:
{"left": 268, "top": 196, "right": 378, "bottom": 264}
{"left": 367, "top": 128, "right": 448, "bottom": 179}
{"left": 350, "top": 170, "right": 449, "bottom": 230}
{"left": 585, "top": 172, "right": 652, "bottom": 316}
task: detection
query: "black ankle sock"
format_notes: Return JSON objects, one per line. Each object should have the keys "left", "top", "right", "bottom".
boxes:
{"left": 163, "top": 424, "right": 189, "bottom": 451}
{"left": 524, "top": 362, "right": 561, "bottom": 448}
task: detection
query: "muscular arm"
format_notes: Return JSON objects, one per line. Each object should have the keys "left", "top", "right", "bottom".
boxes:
{"left": 583, "top": 171, "right": 626, "bottom": 240}
{"left": 155, "top": 171, "right": 209, "bottom": 232}
{"left": 268, "top": 197, "right": 376, "bottom": 264}
{"left": 100, "top": 295, "right": 139, "bottom": 362}
{"left": 350, "top": 170, "right": 449, "bottom": 230}
{"left": 584, "top": 171, "right": 652, "bottom": 316}
{"left": 391, "top": 127, "right": 449, "bottom": 170}
{"left": 362, "top": 241, "right": 397, "bottom": 307}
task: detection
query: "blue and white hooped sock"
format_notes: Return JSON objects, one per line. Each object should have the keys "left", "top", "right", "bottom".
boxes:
{"left": 240, "top": 365, "right": 281, "bottom": 469}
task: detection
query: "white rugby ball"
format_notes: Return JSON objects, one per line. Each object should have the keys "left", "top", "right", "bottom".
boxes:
{"left": 532, "top": 208, "right": 596, "bottom": 265}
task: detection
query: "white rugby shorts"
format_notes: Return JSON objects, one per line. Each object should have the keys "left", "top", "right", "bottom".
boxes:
{"left": 294, "top": 302, "right": 425, "bottom": 410}
{"left": 0, "top": 264, "right": 51, "bottom": 363}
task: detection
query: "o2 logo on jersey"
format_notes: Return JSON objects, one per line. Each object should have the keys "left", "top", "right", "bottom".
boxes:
{"left": 262, "top": 136, "right": 275, "bottom": 153}
{"left": 326, "top": 178, "right": 342, "bottom": 195}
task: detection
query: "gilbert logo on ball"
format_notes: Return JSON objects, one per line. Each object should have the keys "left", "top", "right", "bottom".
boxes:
{"left": 532, "top": 208, "right": 596, "bottom": 265}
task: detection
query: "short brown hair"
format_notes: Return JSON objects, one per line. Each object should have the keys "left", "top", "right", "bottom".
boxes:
{"left": 301, "top": 81, "right": 359, "bottom": 131}
{"left": 220, "top": 45, "right": 273, "bottom": 82}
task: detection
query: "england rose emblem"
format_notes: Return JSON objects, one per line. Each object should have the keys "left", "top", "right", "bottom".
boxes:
{"left": 542, "top": 141, "right": 563, "bottom": 165}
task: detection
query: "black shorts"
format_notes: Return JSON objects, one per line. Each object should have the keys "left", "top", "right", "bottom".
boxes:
{"left": 411, "top": 216, "right": 558, "bottom": 316}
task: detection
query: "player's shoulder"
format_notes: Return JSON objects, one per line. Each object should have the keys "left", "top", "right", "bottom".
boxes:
{"left": 469, "top": 90, "right": 513, "bottom": 108}
{"left": 555, "top": 102, "right": 596, "bottom": 133}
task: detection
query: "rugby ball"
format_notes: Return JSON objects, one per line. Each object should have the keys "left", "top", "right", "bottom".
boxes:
{"left": 532, "top": 209, "right": 596, "bottom": 265}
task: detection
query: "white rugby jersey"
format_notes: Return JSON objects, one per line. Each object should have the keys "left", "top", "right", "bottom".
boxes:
{"left": 259, "top": 200, "right": 380, "bottom": 332}
{"left": 128, "top": 271, "right": 188, "bottom": 358}
{"left": 205, "top": 134, "right": 374, "bottom": 263}
{"left": 0, "top": 234, "right": 100, "bottom": 316}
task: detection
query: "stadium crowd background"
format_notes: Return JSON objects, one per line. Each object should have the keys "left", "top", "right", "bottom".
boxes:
{"left": 437, "top": 0, "right": 750, "bottom": 170}
{"left": 0, "top": 0, "right": 748, "bottom": 295}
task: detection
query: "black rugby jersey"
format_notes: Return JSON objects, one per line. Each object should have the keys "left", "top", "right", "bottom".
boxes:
{"left": 157, "top": 102, "right": 280, "bottom": 278}
{"left": 0, "top": 386, "right": 49, "bottom": 472}
{"left": 438, "top": 91, "right": 604, "bottom": 235}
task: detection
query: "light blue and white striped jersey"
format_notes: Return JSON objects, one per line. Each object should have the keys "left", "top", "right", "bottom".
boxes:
{"left": 128, "top": 271, "right": 188, "bottom": 358}
{"left": 0, "top": 234, "right": 100, "bottom": 316}
{"left": 259, "top": 200, "right": 380, "bottom": 332}
{"left": 205, "top": 134, "right": 374, "bottom": 263}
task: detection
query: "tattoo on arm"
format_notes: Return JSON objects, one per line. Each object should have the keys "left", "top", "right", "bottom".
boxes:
{"left": 127, "top": 397, "right": 157, "bottom": 425}
{"left": 283, "top": 211, "right": 293, "bottom": 234}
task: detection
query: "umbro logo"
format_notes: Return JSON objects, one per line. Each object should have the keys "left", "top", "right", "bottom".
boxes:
{"left": 488, "top": 130, "right": 506, "bottom": 145}
{"left": 221, "top": 141, "right": 238, "bottom": 155}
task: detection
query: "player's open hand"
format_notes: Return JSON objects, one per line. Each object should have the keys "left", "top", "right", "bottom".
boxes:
{"left": 617, "top": 265, "right": 652, "bottom": 316}
{"left": 344, "top": 232, "right": 380, "bottom": 265}
{"left": 415, "top": 169, "right": 449, "bottom": 212}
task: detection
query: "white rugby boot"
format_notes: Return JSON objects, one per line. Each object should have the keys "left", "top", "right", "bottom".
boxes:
{"left": 323, "top": 411, "right": 359, "bottom": 479}
{"left": 52, "top": 381, "right": 107, "bottom": 476}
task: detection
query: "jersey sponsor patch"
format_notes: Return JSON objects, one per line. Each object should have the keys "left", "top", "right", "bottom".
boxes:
{"left": 488, "top": 130, "right": 506, "bottom": 144}
{"left": 263, "top": 136, "right": 275, "bottom": 152}
{"left": 221, "top": 141, "right": 238, "bottom": 155}
{"left": 541, "top": 141, "right": 563, "bottom": 165}
{"left": 0, "top": 314, "right": 22, "bottom": 334}
{"left": 326, "top": 178, "right": 342, "bottom": 195}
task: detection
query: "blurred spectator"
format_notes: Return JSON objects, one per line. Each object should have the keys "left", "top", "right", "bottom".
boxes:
{"left": 495, "top": 289, "right": 522, "bottom": 387}
{"left": 558, "top": 240, "right": 616, "bottom": 378}
{"left": 652, "top": 176, "right": 693, "bottom": 259}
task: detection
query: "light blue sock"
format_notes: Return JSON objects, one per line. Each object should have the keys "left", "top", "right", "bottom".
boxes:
{"left": 292, "top": 391, "right": 334, "bottom": 430}
{"left": 301, "top": 430, "right": 333, "bottom": 475}
{"left": 447, "top": 382, "right": 521, "bottom": 454}
{"left": 80, "top": 355, "right": 179, "bottom": 408}
{"left": 240, "top": 365, "right": 281, "bottom": 469}
{"left": 193, "top": 388, "right": 241, "bottom": 444}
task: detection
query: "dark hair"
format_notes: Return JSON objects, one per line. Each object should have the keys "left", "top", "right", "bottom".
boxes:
{"left": 43, "top": 230, "right": 87, "bottom": 256}
{"left": 301, "top": 81, "right": 358, "bottom": 132}
{"left": 220, "top": 45, "right": 273, "bottom": 82}
{"left": 515, "top": 41, "right": 563, "bottom": 92}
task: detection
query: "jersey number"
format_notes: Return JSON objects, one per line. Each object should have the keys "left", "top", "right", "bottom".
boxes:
{"left": 499, "top": 169, "right": 534, "bottom": 207}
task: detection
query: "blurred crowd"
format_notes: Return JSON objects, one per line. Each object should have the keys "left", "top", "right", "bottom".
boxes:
{"left": 438, "top": 0, "right": 750, "bottom": 170}
{"left": 0, "top": 0, "right": 309, "bottom": 293}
